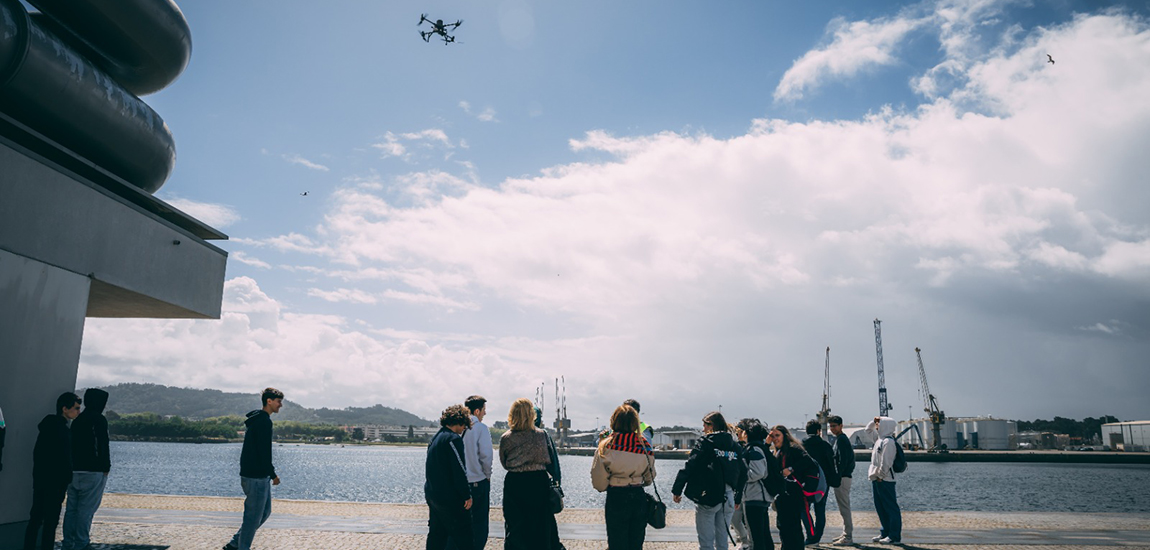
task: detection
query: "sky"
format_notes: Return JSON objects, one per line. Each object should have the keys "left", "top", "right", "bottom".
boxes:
{"left": 76, "top": 0, "right": 1150, "bottom": 430}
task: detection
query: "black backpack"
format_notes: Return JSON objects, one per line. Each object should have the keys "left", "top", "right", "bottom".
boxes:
{"left": 887, "top": 437, "right": 908, "bottom": 474}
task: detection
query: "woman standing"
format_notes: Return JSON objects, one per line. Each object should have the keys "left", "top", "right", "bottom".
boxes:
{"left": 736, "top": 419, "right": 782, "bottom": 550}
{"left": 671, "top": 411, "right": 745, "bottom": 550}
{"left": 499, "top": 398, "right": 559, "bottom": 549}
{"left": 769, "top": 424, "right": 818, "bottom": 550}
{"left": 590, "top": 404, "right": 656, "bottom": 550}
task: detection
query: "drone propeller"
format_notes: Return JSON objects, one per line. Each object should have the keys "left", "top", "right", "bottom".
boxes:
{"left": 455, "top": 19, "right": 463, "bottom": 27}
{"left": 418, "top": 13, "right": 428, "bottom": 26}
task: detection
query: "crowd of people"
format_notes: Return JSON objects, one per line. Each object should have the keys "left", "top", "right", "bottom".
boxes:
{"left": 17, "top": 388, "right": 903, "bottom": 550}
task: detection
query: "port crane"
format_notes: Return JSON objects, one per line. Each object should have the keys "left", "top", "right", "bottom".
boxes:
{"left": 874, "top": 319, "right": 893, "bottom": 417}
{"left": 815, "top": 347, "right": 832, "bottom": 437}
{"left": 915, "top": 347, "right": 947, "bottom": 451}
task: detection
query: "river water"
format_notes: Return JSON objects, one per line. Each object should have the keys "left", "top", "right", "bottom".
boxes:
{"left": 105, "top": 441, "right": 1150, "bottom": 512}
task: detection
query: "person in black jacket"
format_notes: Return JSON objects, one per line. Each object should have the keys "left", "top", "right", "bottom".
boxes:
{"left": 62, "top": 388, "right": 110, "bottom": 550}
{"left": 425, "top": 404, "right": 473, "bottom": 550}
{"left": 827, "top": 415, "right": 856, "bottom": 545}
{"left": 672, "top": 411, "right": 746, "bottom": 550}
{"left": 24, "top": 392, "right": 81, "bottom": 550}
{"left": 801, "top": 420, "right": 839, "bottom": 545}
{"left": 769, "top": 424, "right": 818, "bottom": 550}
{"left": 223, "top": 388, "right": 283, "bottom": 550}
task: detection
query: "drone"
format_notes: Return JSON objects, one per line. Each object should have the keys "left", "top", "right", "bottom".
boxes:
{"left": 419, "top": 14, "right": 462, "bottom": 44}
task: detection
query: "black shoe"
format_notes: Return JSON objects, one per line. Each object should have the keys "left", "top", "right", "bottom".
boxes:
{"left": 223, "top": 544, "right": 238, "bottom": 550}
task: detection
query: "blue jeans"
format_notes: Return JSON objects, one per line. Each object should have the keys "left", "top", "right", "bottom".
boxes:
{"left": 229, "top": 476, "right": 273, "bottom": 550}
{"left": 694, "top": 487, "right": 735, "bottom": 550}
{"left": 61, "top": 471, "right": 107, "bottom": 550}
{"left": 872, "top": 480, "right": 901, "bottom": 542}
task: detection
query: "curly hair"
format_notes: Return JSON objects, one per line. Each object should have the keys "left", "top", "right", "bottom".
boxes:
{"left": 507, "top": 398, "right": 536, "bottom": 431}
{"left": 439, "top": 404, "right": 473, "bottom": 428}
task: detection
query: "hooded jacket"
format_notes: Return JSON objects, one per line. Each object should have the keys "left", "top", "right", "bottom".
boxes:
{"left": 424, "top": 426, "right": 471, "bottom": 506}
{"left": 33, "top": 414, "right": 72, "bottom": 487}
{"left": 71, "top": 388, "right": 110, "bottom": 473}
{"left": 866, "top": 416, "right": 897, "bottom": 482}
{"left": 591, "top": 432, "right": 655, "bottom": 491}
{"left": 672, "top": 431, "right": 746, "bottom": 506}
{"left": 740, "top": 439, "right": 782, "bottom": 503}
{"left": 240, "top": 409, "right": 277, "bottom": 479}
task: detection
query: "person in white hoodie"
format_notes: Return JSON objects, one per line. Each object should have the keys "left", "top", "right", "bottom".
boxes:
{"left": 865, "top": 416, "right": 901, "bottom": 544}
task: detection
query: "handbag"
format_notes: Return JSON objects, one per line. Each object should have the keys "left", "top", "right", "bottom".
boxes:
{"left": 547, "top": 480, "right": 564, "bottom": 514}
{"left": 645, "top": 454, "right": 667, "bottom": 529}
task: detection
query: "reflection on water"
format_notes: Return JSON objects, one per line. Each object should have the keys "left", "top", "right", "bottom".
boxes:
{"left": 106, "top": 441, "right": 1150, "bottom": 512}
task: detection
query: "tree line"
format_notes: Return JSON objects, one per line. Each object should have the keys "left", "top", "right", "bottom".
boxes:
{"left": 108, "top": 412, "right": 349, "bottom": 442}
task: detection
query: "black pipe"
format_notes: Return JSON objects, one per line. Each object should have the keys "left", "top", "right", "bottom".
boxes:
{"left": 26, "top": 0, "right": 191, "bottom": 96}
{"left": 0, "top": 0, "right": 176, "bottom": 193}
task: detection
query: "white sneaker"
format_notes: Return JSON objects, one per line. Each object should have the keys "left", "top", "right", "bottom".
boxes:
{"left": 878, "top": 537, "right": 895, "bottom": 544}
{"left": 872, "top": 536, "right": 884, "bottom": 542}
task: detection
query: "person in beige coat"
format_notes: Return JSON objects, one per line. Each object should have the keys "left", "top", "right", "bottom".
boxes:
{"left": 591, "top": 405, "right": 656, "bottom": 550}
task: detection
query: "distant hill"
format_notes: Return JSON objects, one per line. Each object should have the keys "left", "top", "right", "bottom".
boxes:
{"left": 90, "top": 383, "right": 434, "bottom": 426}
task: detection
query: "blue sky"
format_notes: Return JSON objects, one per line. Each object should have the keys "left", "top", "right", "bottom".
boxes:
{"left": 79, "top": 0, "right": 1150, "bottom": 429}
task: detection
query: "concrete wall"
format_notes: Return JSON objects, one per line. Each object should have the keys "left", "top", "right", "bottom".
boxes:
{"left": 0, "top": 250, "right": 90, "bottom": 545}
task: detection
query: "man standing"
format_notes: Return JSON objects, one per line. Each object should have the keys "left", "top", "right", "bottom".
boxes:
{"left": 801, "top": 420, "right": 839, "bottom": 546}
{"left": 865, "top": 416, "right": 901, "bottom": 545}
{"left": 425, "top": 404, "right": 473, "bottom": 550}
{"left": 224, "top": 388, "right": 283, "bottom": 550}
{"left": 461, "top": 396, "right": 492, "bottom": 550}
{"left": 24, "top": 392, "right": 81, "bottom": 550}
{"left": 62, "top": 388, "right": 110, "bottom": 550}
{"left": 827, "top": 416, "right": 856, "bottom": 546}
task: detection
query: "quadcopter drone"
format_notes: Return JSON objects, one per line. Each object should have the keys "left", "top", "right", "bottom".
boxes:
{"left": 419, "top": 14, "right": 462, "bottom": 44}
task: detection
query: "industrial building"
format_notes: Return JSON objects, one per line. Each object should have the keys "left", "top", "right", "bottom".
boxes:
{"left": 1102, "top": 421, "right": 1150, "bottom": 451}
{"left": 651, "top": 429, "right": 701, "bottom": 450}
{"left": 890, "top": 417, "right": 1017, "bottom": 450}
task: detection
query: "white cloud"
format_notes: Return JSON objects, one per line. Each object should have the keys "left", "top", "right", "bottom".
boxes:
{"left": 372, "top": 129, "right": 454, "bottom": 161}
{"left": 283, "top": 154, "right": 330, "bottom": 172}
{"left": 775, "top": 15, "right": 926, "bottom": 101}
{"left": 162, "top": 197, "right": 241, "bottom": 228}
{"left": 230, "top": 251, "right": 272, "bottom": 269}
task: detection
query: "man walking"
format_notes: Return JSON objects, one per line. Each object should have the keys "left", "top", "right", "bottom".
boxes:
{"left": 425, "top": 404, "right": 473, "bottom": 550}
{"left": 62, "top": 388, "right": 110, "bottom": 550}
{"left": 223, "top": 388, "right": 283, "bottom": 550}
{"left": 460, "top": 395, "right": 492, "bottom": 550}
{"left": 828, "top": 416, "right": 856, "bottom": 546}
{"left": 24, "top": 392, "right": 81, "bottom": 550}
{"left": 801, "top": 420, "right": 839, "bottom": 545}
{"left": 866, "top": 416, "right": 901, "bottom": 544}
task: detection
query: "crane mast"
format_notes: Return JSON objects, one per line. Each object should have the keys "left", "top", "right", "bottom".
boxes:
{"left": 915, "top": 347, "right": 946, "bottom": 451}
{"left": 874, "top": 319, "right": 893, "bottom": 417}
{"left": 816, "top": 347, "right": 831, "bottom": 435}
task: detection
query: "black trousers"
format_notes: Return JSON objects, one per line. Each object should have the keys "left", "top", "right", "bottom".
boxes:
{"left": 800, "top": 492, "right": 827, "bottom": 542}
{"left": 604, "top": 487, "right": 648, "bottom": 550}
{"left": 502, "top": 470, "right": 557, "bottom": 550}
{"left": 744, "top": 502, "right": 774, "bottom": 550}
{"left": 24, "top": 484, "right": 66, "bottom": 550}
{"left": 775, "top": 494, "right": 805, "bottom": 550}
{"left": 427, "top": 499, "right": 474, "bottom": 550}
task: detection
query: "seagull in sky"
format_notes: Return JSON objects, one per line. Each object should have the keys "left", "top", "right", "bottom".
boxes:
{"left": 300, "top": 191, "right": 309, "bottom": 196}
{"left": 1047, "top": 54, "right": 1055, "bottom": 64}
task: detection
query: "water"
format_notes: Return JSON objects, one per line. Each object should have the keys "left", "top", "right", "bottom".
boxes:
{"left": 105, "top": 441, "right": 1150, "bottom": 512}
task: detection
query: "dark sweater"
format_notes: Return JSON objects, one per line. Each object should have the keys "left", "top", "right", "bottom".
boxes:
{"left": 71, "top": 389, "right": 110, "bottom": 473}
{"left": 803, "top": 434, "right": 839, "bottom": 486}
{"left": 832, "top": 432, "right": 856, "bottom": 478}
{"left": 424, "top": 427, "right": 471, "bottom": 505}
{"left": 775, "top": 444, "right": 819, "bottom": 499}
{"left": 33, "top": 414, "right": 72, "bottom": 488}
{"left": 239, "top": 410, "right": 277, "bottom": 479}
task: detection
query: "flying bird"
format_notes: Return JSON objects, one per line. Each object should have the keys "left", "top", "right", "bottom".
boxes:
{"left": 1047, "top": 54, "right": 1055, "bottom": 64}
{"left": 300, "top": 191, "right": 309, "bottom": 196}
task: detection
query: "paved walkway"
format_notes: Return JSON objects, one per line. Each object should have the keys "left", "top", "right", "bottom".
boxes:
{"left": 76, "top": 494, "right": 1150, "bottom": 549}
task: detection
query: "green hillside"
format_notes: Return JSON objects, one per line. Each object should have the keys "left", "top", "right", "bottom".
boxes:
{"left": 90, "top": 383, "right": 434, "bottom": 426}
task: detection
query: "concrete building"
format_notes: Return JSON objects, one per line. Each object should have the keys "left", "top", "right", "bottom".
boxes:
{"left": 359, "top": 425, "right": 438, "bottom": 441}
{"left": 0, "top": 1, "right": 224, "bottom": 547}
{"left": 651, "top": 429, "right": 701, "bottom": 450}
{"left": 1102, "top": 421, "right": 1150, "bottom": 452}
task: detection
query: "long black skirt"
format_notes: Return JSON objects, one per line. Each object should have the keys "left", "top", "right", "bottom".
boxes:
{"left": 502, "top": 470, "right": 558, "bottom": 550}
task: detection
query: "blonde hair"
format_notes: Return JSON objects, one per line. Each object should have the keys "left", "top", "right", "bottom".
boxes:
{"left": 507, "top": 398, "right": 536, "bottom": 432}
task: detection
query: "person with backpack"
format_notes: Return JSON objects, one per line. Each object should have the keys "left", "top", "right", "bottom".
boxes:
{"left": 672, "top": 411, "right": 747, "bottom": 550}
{"left": 735, "top": 419, "right": 782, "bottom": 550}
{"left": 768, "top": 424, "right": 819, "bottom": 550}
{"left": 801, "top": 420, "right": 840, "bottom": 545}
{"left": 865, "top": 416, "right": 902, "bottom": 544}
{"left": 827, "top": 415, "right": 856, "bottom": 546}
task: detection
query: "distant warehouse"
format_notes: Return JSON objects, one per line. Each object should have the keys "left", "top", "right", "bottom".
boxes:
{"left": 1102, "top": 421, "right": 1150, "bottom": 452}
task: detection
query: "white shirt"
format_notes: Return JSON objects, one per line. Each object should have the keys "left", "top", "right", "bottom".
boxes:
{"left": 462, "top": 414, "right": 493, "bottom": 483}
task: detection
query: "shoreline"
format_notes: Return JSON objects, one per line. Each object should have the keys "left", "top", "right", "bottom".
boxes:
{"left": 558, "top": 446, "right": 1150, "bottom": 464}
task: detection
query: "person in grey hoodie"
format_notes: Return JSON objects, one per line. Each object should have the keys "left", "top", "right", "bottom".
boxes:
{"left": 865, "top": 416, "right": 901, "bottom": 544}
{"left": 24, "top": 392, "right": 81, "bottom": 550}
{"left": 62, "top": 388, "right": 110, "bottom": 550}
{"left": 224, "top": 388, "right": 283, "bottom": 550}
